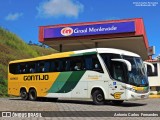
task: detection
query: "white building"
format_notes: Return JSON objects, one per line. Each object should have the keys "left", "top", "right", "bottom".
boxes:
{"left": 146, "top": 60, "right": 160, "bottom": 94}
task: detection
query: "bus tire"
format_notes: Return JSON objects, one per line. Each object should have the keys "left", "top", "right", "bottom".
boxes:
{"left": 20, "top": 88, "right": 28, "bottom": 100}
{"left": 92, "top": 89, "right": 105, "bottom": 105}
{"left": 112, "top": 100, "right": 124, "bottom": 105}
{"left": 29, "top": 88, "right": 37, "bottom": 101}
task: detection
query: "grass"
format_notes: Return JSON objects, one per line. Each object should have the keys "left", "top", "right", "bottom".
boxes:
{"left": 0, "top": 27, "right": 57, "bottom": 97}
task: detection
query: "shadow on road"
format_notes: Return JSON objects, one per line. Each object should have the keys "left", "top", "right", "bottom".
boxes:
{"left": 108, "top": 102, "right": 147, "bottom": 107}
{"left": 9, "top": 97, "right": 147, "bottom": 107}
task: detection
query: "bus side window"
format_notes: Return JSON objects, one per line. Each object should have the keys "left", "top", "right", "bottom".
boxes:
{"left": 92, "top": 55, "right": 103, "bottom": 73}
{"left": 37, "top": 61, "right": 50, "bottom": 73}
{"left": 100, "top": 53, "right": 121, "bottom": 74}
{"left": 20, "top": 63, "right": 28, "bottom": 74}
{"left": 17, "top": 64, "right": 20, "bottom": 74}
{"left": 9, "top": 63, "right": 20, "bottom": 74}
{"left": 37, "top": 62, "right": 44, "bottom": 73}
{"left": 84, "top": 56, "right": 93, "bottom": 70}
{"left": 111, "top": 62, "right": 125, "bottom": 82}
{"left": 56, "top": 60, "right": 63, "bottom": 72}
{"left": 84, "top": 55, "right": 103, "bottom": 73}
{"left": 65, "top": 59, "right": 71, "bottom": 71}
{"left": 28, "top": 62, "right": 36, "bottom": 73}
{"left": 53, "top": 61, "right": 58, "bottom": 72}
{"left": 44, "top": 61, "right": 50, "bottom": 72}
{"left": 70, "top": 57, "right": 84, "bottom": 71}
{"left": 51, "top": 58, "right": 70, "bottom": 72}
{"left": 40, "top": 63, "right": 45, "bottom": 72}
{"left": 50, "top": 61, "right": 56, "bottom": 72}
{"left": 61, "top": 60, "right": 65, "bottom": 71}
{"left": 147, "top": 63, "right": 158, "bottom": 76}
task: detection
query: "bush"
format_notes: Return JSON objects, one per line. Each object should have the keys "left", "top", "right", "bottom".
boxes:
{"left": 150, "top": 93, "right": 154, "bottom": 95}
{"left": 0, "top": 81, "right": 7, "bottom": 97}
{"left": 157, "top": 91, "right": 160, "bottom": 95}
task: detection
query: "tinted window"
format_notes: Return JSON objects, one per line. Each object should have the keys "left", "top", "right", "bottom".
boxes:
{"left": 56, "top": 60, "right": 65, "bottom": 72}
{"left": 50, "top": 59, "right": 69, "bottom": 72}
{"left": 65, "top": 59, "right": 71, "bottom": 71}
{"left": 20, "top": 63, "right": 28, "bottom": 74}
{"left": 100, "top": 53, "right": 127, "bottom": 82}
{"left": 50, "top": 61, "right": 57, "bottom": 72}
{"left": 9, "top": 63, "right": 19, "bottom": 74}
{"left": 37, "top": 61, "right": 50, "bottom": 73}
{"left": 84, "top": 55, "right": 103, "bottom": 73}
{"left": 111, "top": 62, "right": 126, "bottom": 82}
{"left": 9, "top": 54, "right": 103, "bottom": 74}
{"left": 147, "top": 63, "right": 158, "bottom": 76}
{"left": 100, "top": 53, "right": 121, "bottom": 74}
{"left": 28, "top": 62, "right": 36, "bottom": 73}
{"left": 70, "top": 57, "right": 84, "bottom": 71}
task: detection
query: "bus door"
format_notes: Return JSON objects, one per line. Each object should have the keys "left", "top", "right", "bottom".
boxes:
{"left": 108, "top": 61, "right": 126, "bottom": 100}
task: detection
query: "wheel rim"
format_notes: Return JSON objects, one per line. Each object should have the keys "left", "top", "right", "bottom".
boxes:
{"left": 30, "top": 91, "right": 36, "bottom": 100}
{"left": 21, "top": 91, "right": 27, "bottom": 98}
{"left": 97, "top": 94, "right": 103, "bottom": 101}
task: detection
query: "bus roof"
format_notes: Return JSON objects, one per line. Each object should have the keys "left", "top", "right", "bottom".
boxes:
{"left": 9, "top": 48, "right": 140, "bottom": 64}
{"left": 77, "top": 48, "right": 140, "bottom": 57}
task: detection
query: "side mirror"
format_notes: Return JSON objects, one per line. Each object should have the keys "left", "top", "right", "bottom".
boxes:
{"left": 143, "top": 61, "right": 155, "bottom": 73}
{"left": 111, "top": 59, "right": 132, "bottom": 71}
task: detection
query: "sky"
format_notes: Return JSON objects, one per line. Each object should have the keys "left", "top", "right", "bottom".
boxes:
{"left": 0, "top": 0, "right": 160, "bottom": 57}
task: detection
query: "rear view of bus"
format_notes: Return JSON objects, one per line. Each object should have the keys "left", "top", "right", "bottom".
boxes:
{"left": 8, "top": 48, "right": 153, "bottom": 105}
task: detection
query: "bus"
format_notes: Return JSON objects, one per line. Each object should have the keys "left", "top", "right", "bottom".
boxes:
{"left": 8, "top": 48, "right": 154, "bottom": 105}
{"left": 145, "top": 60, "right": 160, "bottom": 94}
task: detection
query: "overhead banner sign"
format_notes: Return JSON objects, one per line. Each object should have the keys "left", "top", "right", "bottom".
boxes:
{"left": 44, "top": 21, "right": 135, "bottom": 38}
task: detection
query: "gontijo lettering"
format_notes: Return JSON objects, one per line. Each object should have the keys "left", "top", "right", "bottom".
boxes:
{"left": 24, "top": 75, "right": 49, "bottom": 81}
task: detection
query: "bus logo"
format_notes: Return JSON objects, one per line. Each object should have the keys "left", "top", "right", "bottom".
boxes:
{"left": 61, "top": 27, "right": 73, "bottom": 36}
{"left": 111, "top": 92, "right": 124, "bottom": 99}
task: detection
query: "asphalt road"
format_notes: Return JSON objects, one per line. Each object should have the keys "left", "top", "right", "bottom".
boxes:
{"left": 0, "top": 97, "right": 160, "bottom": 120}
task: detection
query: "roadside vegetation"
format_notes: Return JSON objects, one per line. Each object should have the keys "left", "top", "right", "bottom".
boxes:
{"left": 149, "top": 91, "right": 160, "bottom": 95}
{"left": 157, "top": 91, "right": 160, "bottom": 95}
{"left": 0, "top": 27, "right": 57, "bottom": 97}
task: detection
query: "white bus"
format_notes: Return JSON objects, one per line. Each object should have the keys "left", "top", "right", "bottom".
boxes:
{"left": 8, "top": 48, "right": 153, "bottom": 105}
{"left": 145, "top": 60, "right": 160, "bottom": 94}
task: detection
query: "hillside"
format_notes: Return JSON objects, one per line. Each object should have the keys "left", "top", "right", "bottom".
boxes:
{"left": 0, "top": 27, "right": 57, "bottom": 97}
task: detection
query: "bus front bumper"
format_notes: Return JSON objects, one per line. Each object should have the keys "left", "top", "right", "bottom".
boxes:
{"left": 126, "top": 91, "right": 149, "bottom": 101}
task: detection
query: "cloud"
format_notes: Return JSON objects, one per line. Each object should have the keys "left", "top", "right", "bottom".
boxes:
{"left": 37, "top": 0, "right": 84, "bottom": 18}
{"left": 5, "top": 13, "right": 23, "bottom": 21}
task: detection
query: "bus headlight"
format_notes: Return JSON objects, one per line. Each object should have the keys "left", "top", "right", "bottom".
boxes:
{"left": 130, "top": 88, "right": 136, "bottom": 92}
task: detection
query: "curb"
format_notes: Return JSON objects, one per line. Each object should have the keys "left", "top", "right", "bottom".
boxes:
{"left": 149, "top": 95, "right": 160, "bottom": 98}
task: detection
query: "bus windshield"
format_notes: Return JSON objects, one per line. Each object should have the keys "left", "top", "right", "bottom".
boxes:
{"left": 100, "top": 53, "right": 148, "bottom": 87}
{"left": 122, "top": 55, "right": 148, "bottom": 87}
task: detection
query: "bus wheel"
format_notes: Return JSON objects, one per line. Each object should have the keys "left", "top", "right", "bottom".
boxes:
{"left": 112, "top": 100, "right": 124, "bottom": 105}
{"left": 20, "top": 89, "right": 28, "bottom": 100}
{"left": 92, "top": 89, "right": 105, "bottom": 105}
{"left": 29, "top": 89, "right": 37, "bottom": 101}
